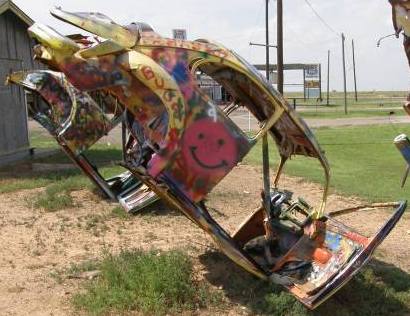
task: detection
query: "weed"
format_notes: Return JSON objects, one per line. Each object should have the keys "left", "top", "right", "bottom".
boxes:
{"left": 33, "top": 190, "right": 74, "bottom": 212}
{"left": 30, "top": 175, "right": 94, "bottom": 211}
{"left": 73, "top": 249, "right": 220, "bottom": 315}
{"left": 49, "top": 271, "right": 64, "bottom": 284}
{"left": 110, "top": 206, "right": 131, "bottom": 220}
{"left": 84, "top": 214, "right": 105, "bottom": 230}
{"left": 67, "top": 260, "right": 99, "bottom": 276}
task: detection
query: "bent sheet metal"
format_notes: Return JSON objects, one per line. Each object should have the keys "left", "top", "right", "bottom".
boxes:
{"left": 6, "top": 6, "right": 407, "bottom": 309}
{"left": 389, "top": 1, "right": 410, "bottom": 186}
{"left": 6, "top": 70, "right": 158, "bottom": 212}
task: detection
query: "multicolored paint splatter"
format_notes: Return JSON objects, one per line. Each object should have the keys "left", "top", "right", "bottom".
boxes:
{"left": 389, "top": 1, "right": 410, "bottom": 186}
{"left": 7, "top": 70, "right": 159, "bottom": 212}
{"left": 7, "top": 6, "right": 407, "bottom": 310}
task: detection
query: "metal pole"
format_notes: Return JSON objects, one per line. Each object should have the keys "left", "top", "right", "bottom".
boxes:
{"left": 303, "top": 68, "right": 306, "bottom": 101}
{"left": 319, "top": 63, "right": 322, "bottom": 101}
{"left": 262, "top": 0, "right": 271, "bottom": 218}
{"left": 326, "top": 50, "right": 330, "bottom": 106}
{"left": 249, "top": 42, "right": 277, "bottom": 48}
{"left": 265, "top": 0, "right": 270, "bottom": 82}
{"left": 277, "top": 0, "right": 284, "bottom": 94}
{"left": 352, "top": 39, "right": 358, "bottom": 102}
{"left": 342, "top": 33, "right": 347, "bottom": 115}
{"left": 121, "top": 117, "right": 127, "bottom": 161}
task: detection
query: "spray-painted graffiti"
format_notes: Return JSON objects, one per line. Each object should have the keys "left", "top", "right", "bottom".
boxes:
{"left": 390, "top": 0, "right": 410, "bottom": 66}
{"left": 389, "top": 1, "right": 410, "bottom": 186}
{"left": 6, "top": 6, "right": 407, "bottom": 310}
{"left": 7, "top": 70, "right": 158, "bottom": 212}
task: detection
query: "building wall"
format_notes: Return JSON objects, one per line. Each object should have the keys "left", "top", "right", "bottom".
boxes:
{"left": 0, "top": 10, "right": 36, "bottom": 165}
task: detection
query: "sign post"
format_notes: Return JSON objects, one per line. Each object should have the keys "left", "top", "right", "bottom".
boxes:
{"left": 303, "top": 64, "right": 321, "bottom": 100}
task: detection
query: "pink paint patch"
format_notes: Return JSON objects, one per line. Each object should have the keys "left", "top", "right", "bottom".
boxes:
{"left": 182, "top": 118, "right": 238, "bottom": 176}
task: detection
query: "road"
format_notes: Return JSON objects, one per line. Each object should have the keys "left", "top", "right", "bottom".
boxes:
{"left": 28, "top": 113, "right": 410, "bottom": 146}
{"left": 228, "top": 111, "right": 410, "bottom": 130}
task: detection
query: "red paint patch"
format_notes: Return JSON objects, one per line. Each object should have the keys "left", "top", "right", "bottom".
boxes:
{"left": 182, "top": 118, "right": 238, "bottom": 176}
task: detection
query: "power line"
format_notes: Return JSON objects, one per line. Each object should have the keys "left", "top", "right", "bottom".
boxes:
{"left": 303, "top": 0, "right": 340, "bottom": 37}
{"left": 249, "top": 0, "right": 266, "bottom": 43}
{"left": 248, "top": 0, "right": 266, "bottom": 60}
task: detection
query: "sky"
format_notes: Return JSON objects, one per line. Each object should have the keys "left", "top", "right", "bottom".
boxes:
{"left": 13, "top": 0, "right": 410, "bottom": 92}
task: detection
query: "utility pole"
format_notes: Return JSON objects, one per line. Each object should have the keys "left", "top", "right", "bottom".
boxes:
{"left": 261, "top": 0, "right": 271, "bottom": 227}
{"left": 326, "top": 50, "right": 330, "bottom": 106}
{"left": 303, "top": 68, "right": 306, "bottom": 101}
{"left": 319, "top": 63, "right": 322, "bottom": 101}
{"left": 265, "top": 0, "right": 270, "bottom": 83}
{"left": 352, "top": 39, "right": 358, "bottom": 102}
{"left": 342, "top": 33, "right": 347, "bottom": 115}
{"left": 277, "top": 0, "right": 284, "bottom": 94}
{"left": 249, "top": 1, "right": 283, "bottom": 218}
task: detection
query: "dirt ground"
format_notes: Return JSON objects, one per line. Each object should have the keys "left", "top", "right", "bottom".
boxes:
{"left": 0, "top": 164, "right": 409, "bottom": 315}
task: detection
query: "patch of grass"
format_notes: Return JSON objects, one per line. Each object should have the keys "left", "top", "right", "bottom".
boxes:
{"left": 0, "top": 131, "right": 124, "bottom": 195}
{"left": 83, "top": 214, "right": 109, "bottom": 235}
{"left": 33, "top": 190, "right": 74, "bottom": 212}
{"left": 0, "top": 169, "right": 81, "bottom": 194}
{"left": 29, "top": 130, "right": 59, "bottom": 149}
{"left": 1, "top": 130, "right": 127, "bottom": 199}
{"left": 49, "top": 271, "right": 64, "bottom": 284}
{"left": 285, "top": 90, "right": 408, "bottom": 109}
{"left": 0, "top": 178, "right": 54, "bottom": 194}
{"left": 30, "top": 131, "right": 124, "bottom": 165}
{"left": 110, "top": 206, "right": 131, "bottom": 220}
{"left": 31, "top": 176, "right": 92, "bottom": 211}
{"left": 67, "top": 260, "right": 99, "bottom": 276}
{"left": 73, "top": 249, "right": 220, "bottom": 315}
{"left": 299, "top": 108, "right": 405, "bottom": 119}
{"left": 200, "top": 252, "right": 410, "bottom": 316}
{"left": 244, "top": 124, "right": 410, "bottom": 202}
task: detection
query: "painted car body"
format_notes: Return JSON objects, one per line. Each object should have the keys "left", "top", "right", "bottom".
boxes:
{"left": 8, "top": 7, "right": 407, "bottom": 309}
{"left": 389, "top": 1, "right": 410, "bottom": 186}
{"left": 7, "top": 70, "right": 158, "bottom": 212}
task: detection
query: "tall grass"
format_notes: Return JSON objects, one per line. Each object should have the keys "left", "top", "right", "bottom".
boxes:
{"left": 73, "top": 249, "right": 220, "bottom": 315}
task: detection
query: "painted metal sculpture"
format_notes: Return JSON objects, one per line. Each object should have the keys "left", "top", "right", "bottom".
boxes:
{"left": 390, "top": 0, "right": 410, "bottom": 111}
{"left": 8, "top": 8, "right": 407, "bottom": 309}
{"left": 390, "top": 0, "right": 410, "bottom": 66}
{"left": 389, "top": 1, "right": 410, "bottom": 186}
{"left": 6, "top": 70, "right": 158, "bottom": 212}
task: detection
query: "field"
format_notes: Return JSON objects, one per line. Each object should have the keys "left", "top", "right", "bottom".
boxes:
{"left": 285, "top": 90, "right": 409, "bottom": 119}
{"left": 1, "top": 114, "right": 410, "bottom": 315}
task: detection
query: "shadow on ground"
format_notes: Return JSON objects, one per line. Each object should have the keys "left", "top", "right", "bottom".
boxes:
{"left": 133, "top": 199, "right": 178, "bottom": 217}
{"left": 199, "top": 251, "right": 410, "bottom": 316}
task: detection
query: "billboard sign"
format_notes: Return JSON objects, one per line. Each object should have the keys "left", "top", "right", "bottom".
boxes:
{"left": 172, "top": 29, "right": 187, "bottom": 40}
{"left": 305, "top": 64, "right": 320, "bottom": 79}
{"left": 304, "top": 80, "right": 320, "bottom": 89}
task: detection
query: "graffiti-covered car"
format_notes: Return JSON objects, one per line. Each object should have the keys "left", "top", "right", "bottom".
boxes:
{"left": 7, "top": 6, "right": 407, "bottom": 309}
{"left": 7, "top": 70, "right": 158, "bottom": 212}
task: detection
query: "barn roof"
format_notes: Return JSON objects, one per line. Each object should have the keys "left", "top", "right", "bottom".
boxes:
{"left": 0, "top": 0, "right": 33, "bottom": 26}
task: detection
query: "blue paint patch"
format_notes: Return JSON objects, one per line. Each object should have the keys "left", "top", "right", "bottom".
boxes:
{"left": 172, "top": 62, "right": 189, "bottom": 84}
{"left": 325, "top": 231, "right": 342, "bottom": 252}
{"left": 400, "top": 144, "right": 410, "bottom": 164}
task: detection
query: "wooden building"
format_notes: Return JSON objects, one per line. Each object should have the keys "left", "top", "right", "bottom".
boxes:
{"left": 0, "top": 0, "right": 36, "bottom": 165}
